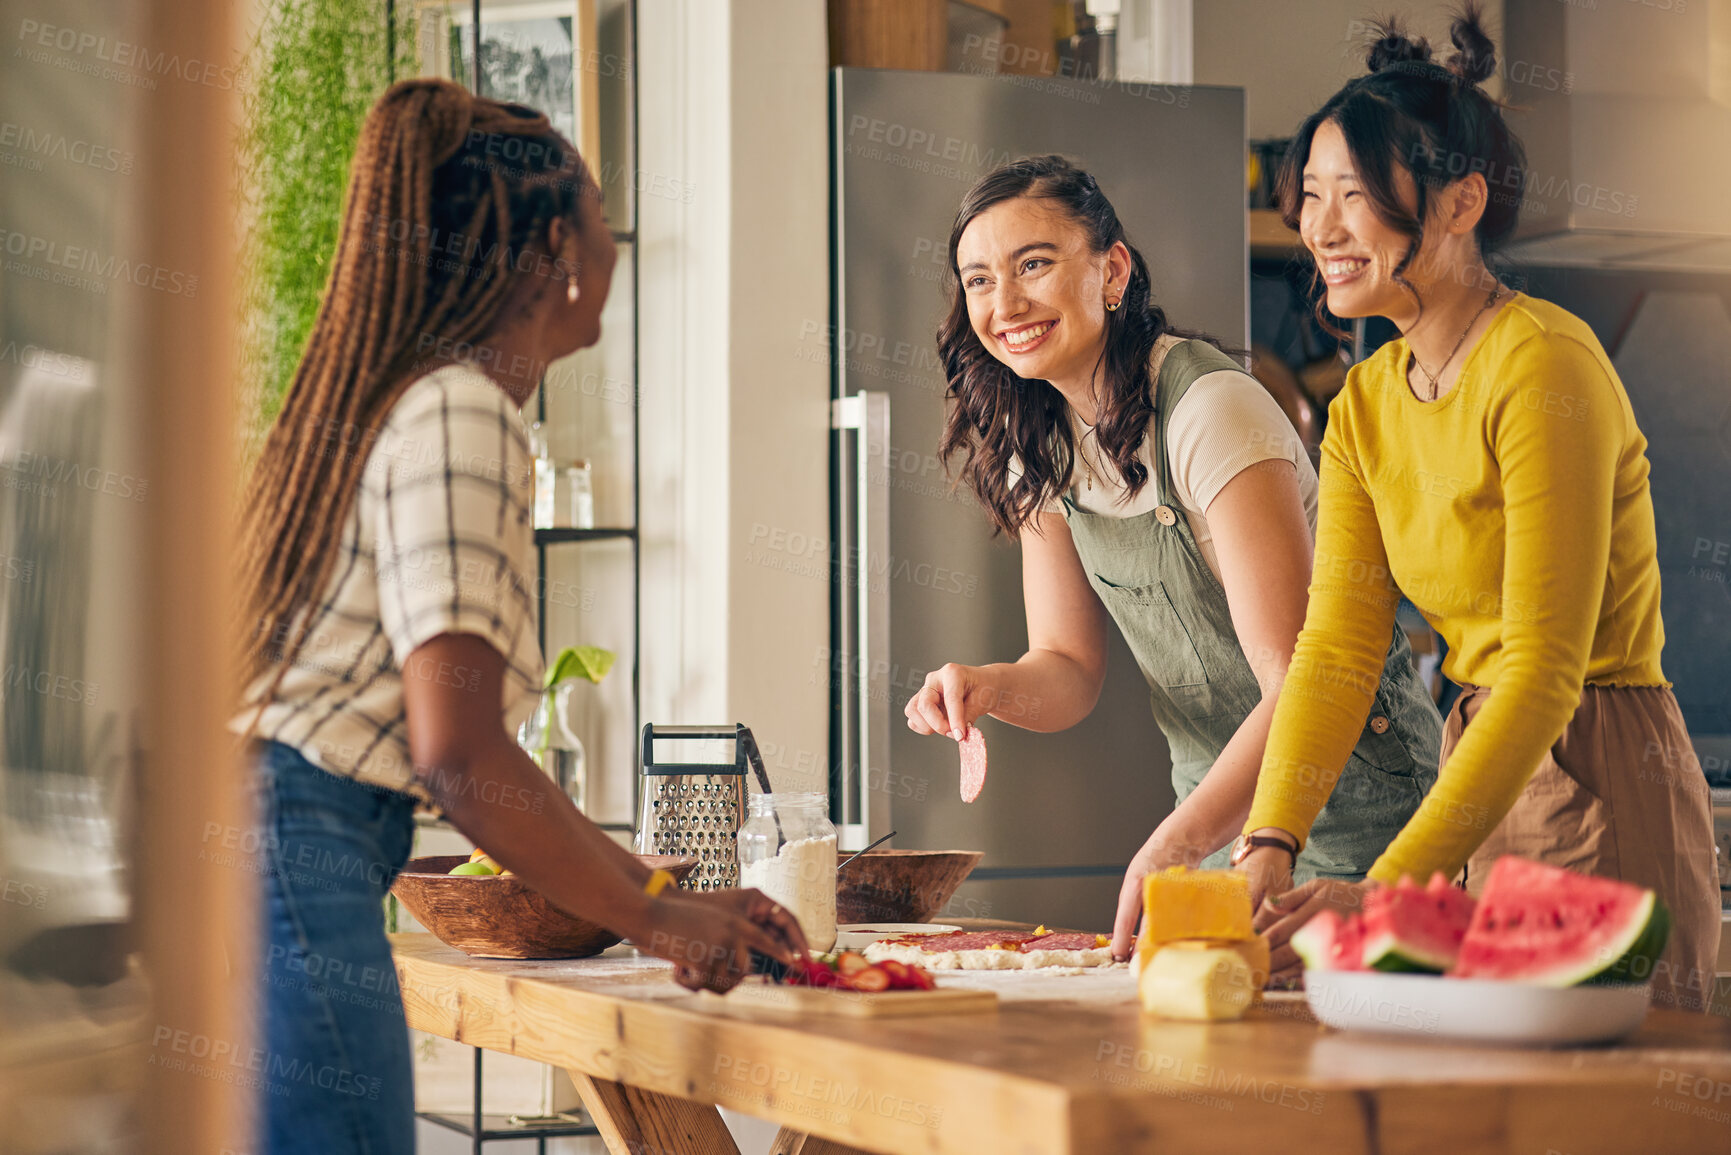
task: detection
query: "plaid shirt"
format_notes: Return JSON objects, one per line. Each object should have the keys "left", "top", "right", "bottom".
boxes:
{"left": 235, "top": 364, "right": 543, "bottom": 798}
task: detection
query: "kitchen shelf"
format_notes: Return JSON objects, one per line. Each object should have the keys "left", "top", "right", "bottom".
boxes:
{"left": 534, "top": 526, "right": 637, "bottom": 545}
{"left": 419, "top": 1111, "right": 597, "bottom": 1145}
{"left": 416, "top": 1049, "right": 597, "bottom": 1153}
{"left": 1249, "top": 208, "right": 1303, "bottom": 261}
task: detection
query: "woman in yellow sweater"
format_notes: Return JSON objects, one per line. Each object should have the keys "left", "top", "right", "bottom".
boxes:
{"left": 1239, "top": 10, "right": 1720, "bottom": 1011}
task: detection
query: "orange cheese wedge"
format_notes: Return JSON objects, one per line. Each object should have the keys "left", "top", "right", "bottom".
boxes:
{"left": 1141, "top": 866, "right": 1254, "bottom": 949}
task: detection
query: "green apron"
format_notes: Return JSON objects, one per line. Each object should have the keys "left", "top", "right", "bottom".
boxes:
{"left": 1061, "top": 340, "right": 1442, "bottom": 880}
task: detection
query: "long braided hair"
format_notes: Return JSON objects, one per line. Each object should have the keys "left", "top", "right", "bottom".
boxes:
{"left": 237, "top": 78, "right": 590, "bottom": 691}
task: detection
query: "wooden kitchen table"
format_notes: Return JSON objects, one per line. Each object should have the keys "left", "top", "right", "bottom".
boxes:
{"left": 391, "top": 931, "right": 1731, "bottom": 1155}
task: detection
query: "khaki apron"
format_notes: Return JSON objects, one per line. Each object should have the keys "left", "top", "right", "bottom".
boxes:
{"left": 1450, "top": 683, "right": 1721, "bottom": 1013}
{"left": 1062, "top": 340, "right": 1443, "bottom": 880}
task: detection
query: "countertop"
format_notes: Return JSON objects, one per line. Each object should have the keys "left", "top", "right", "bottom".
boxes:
{"left": 391, "top": 929, "right": 1731, "bottom": 1155}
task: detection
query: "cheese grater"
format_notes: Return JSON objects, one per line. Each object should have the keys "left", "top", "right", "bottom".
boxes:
{"left": 635, "top": 723, "right": 765, "bottom": 891}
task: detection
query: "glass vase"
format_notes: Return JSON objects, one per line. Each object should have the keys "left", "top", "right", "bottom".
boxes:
{"left": 518, "top": 682, "right": 587, "bottom": 811}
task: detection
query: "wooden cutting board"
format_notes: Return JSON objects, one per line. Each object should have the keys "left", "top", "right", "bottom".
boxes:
{"left": 709, "top": 978, "right": 998, "bottom": 1017}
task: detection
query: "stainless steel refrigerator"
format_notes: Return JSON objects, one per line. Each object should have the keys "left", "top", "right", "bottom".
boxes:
{"left": 829, "top": 68, "right": 1249, "bottom": 929}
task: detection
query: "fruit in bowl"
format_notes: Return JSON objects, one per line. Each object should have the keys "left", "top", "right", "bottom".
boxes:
{"left": 394, "top": 853, "right": 698, "bottom": 959}
{"left": 1292, "top": 857, "right": 1670, "bottom": 985}
{"left": 448, "top": 847, "right": 511, "bottom": 876}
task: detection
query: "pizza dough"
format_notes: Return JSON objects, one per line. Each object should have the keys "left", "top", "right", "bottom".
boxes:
{"left": 958, "top": 725, "right": 987, "bottom": 802}
{"left": 863, "top": 929, "right": 1122, "bottom": 971}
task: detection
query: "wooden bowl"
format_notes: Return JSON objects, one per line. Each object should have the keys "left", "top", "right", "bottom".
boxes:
{"left": 834, "top": 849, "right": 982, "bottom": 924}
{"left": 392, "top": 854, "right": 699, "bottom": 960}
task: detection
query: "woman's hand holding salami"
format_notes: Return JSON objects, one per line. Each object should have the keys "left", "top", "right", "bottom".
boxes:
{"left": 904, "top": 662, "right": 992, "bottom": 739}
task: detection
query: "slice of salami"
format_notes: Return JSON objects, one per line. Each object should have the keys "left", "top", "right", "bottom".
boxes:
{"left": 1019, "top": 932, "right": 1104, "bottom": 952}
{"left": 958, "top": 725, "right": 987, "bottom": 802}
{"left": 898, "top": 930, "right": 1032, "bottom": 951}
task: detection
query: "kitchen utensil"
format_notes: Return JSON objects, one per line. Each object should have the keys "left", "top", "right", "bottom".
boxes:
{"left": 733, "top": 724, "right": 783, "bottom": 843}
{"left": 838, "top": 830, "right": 896, "bottom": 872}
{"left": 834, "top": 849, "right": 982, "bottom": 924}
{"left": 635, "top": 724, "right": 757, "bottom": 891}
{"left": 392, "top": 854, "right": 698, "bottom": 960}
{"left": 1304, "top": 969, "right": 1651, "bottom": 1046}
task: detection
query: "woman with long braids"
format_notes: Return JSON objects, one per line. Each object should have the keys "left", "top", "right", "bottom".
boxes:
{"left": 904, "top": 154, "right": 1442, "bottom": 961}
{"left": 1242, "top": 8, "right": 1719, "bottom": 1009}
{"left": 233, "top": 80, "right": 804, "bottom": 1153}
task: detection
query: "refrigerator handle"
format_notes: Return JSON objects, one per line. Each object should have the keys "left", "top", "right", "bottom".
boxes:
{"left": 830, "top": 391, "right": 892, "bottom": 850}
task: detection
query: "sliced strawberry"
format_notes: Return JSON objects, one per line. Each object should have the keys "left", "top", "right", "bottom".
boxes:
{"left": 903, "top": 965, "right": 935, "bottom": 991}
{"left": 784, "top": 958, "right": 838, "bottom": 987}
{"left": 877, "top": 959, "right": 915, "bottom": 989}
{"left": 835, "top": 951, "right": 872, "bottom": 977}
{"left": 842, "top": 963, "right": 890, "bottom": 993}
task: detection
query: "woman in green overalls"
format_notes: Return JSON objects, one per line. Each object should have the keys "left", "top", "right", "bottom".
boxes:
{"left": 905, "top": 155, "right": 1442, "bottom": 961}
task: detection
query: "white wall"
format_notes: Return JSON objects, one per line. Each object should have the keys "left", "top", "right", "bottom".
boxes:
{"left": 1195, "top": 0, "right": 1506, "bottom": 140}
{"left": 637, "top": 0, "right": 831, "bottom": 786}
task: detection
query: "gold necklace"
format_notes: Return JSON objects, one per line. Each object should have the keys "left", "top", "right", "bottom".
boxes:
{"left": 1077, "top": 418, "right": 1100, "bottom": 491}
{"left": 1410, "top": 284, "right": 1503, "bottom": 401}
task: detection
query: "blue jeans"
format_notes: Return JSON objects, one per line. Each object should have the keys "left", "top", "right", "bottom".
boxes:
{"left": 254, "top": 740, "right": 417, "bottom": 1155}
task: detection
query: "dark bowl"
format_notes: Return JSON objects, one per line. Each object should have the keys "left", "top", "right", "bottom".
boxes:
{"left": 392, "top": 853, "right": 699, "bottom": 960}
{"left": 834, "top": 849, "right": 983, "bottom": 924}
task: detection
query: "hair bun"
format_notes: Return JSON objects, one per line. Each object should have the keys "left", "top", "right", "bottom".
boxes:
{"left": 1446, "top": 2, "right": 1498, "bottom": 86}
{"left": 1365, "top": 18, "right": 1432, "bottom": 73}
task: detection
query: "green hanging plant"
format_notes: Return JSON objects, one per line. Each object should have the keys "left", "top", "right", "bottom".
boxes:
{"left": 237, "top": 0, "right": 419, "bottom": 457}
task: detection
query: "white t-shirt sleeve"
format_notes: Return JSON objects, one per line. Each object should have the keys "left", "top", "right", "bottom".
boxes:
{"left": 1165, "top": 368, "right": 1306, "bottom": 516}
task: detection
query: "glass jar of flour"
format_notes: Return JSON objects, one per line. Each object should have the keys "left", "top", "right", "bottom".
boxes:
{"left": 737, "top": 792, "right": 837, "bottom": 952}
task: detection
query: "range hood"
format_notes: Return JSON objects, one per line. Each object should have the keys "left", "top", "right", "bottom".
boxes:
{"left": 1501, "top": 0, "right": 1731, "bottom": 271}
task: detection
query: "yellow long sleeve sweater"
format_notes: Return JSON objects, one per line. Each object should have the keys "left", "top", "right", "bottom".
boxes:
{"left": 1245, "top": 294, "right": 1666, "bottom": 884}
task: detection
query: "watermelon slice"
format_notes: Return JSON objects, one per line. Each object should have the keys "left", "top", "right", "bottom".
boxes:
{"left": 1291, "top": 909, "right": 1367, "bottom": 972}
{"left": 1360, "top": 873, "right": 1477, "bottom": 973}
{"left": 1452, "top": 857, "right": 1671, "bottom": 987}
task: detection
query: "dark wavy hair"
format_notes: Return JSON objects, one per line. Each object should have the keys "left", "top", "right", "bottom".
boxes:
{"left": 1277, "top": 3, "right": 1526, "bottom": 330}
{"left": 937, "top": 155, "right": 1217, "bottom": 537}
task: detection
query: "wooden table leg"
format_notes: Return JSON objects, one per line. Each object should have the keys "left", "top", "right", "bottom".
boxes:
{"left": 767, "top": 1130, "right": 877, "bottom": 1155}
{"left": 566, "top": 1069, "right": 741, "bottom": 1155}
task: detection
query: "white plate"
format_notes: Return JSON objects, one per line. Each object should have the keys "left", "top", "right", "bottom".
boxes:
{"left": 833, "top": 923, "right": 961, "bottom": 950}
{"left": 1304, "top": 969, "right": 1651, "bottom": 1046}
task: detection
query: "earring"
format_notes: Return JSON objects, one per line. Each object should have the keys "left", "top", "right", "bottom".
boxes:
{"left": 566, "top": 274, "right": 580, "bottom": 304}
{"left": 1105, "top": 294, "right": 1121, "bottom": 312}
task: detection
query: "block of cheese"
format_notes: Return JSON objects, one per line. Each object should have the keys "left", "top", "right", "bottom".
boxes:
{"left": 1141, "top": 867, "right": 1254, "bottom": 951}
{"left": 1136, "top": 937, "right": 1270, "bottom": 1003}
{"left": 1138, "top": 945, "right": 1255, "bottom": 1021}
